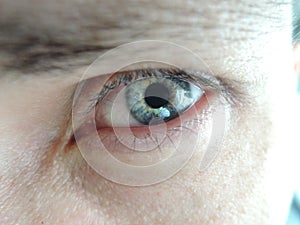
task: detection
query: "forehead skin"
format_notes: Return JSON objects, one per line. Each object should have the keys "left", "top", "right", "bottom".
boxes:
{"left": 0, "top": 0, "right": 290, "bottom": 44}
{"left": 0, "top": 0, "right": 292, "bottom": 80}
{"left": 0, "top": 1, "right": 297, "bottom": 225}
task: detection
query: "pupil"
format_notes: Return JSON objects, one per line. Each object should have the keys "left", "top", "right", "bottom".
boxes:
{"left": 144, "top": 83, "right": 169, "bottom": 109}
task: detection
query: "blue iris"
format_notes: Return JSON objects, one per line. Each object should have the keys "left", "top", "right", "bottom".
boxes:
{"left": 125, "top": 76, "right": 203, "bottom": 125}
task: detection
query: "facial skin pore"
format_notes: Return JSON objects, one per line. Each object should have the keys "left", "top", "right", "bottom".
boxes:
{"left": 0, "top": 1, "right": 297, "bottom": 225}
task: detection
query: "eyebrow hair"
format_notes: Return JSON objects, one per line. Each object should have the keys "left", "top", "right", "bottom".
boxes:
{"left": 0, "top": 22, "right": 114, "bottom": 72}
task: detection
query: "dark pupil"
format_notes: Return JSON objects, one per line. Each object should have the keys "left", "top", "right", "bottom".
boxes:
{"left": 144, "top": 83, "right": 169, "bottom": 109}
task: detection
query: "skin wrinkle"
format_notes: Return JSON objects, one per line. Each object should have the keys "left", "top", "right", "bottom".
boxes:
{"left": 0, "top": 0, "right": 290, "bottom": 41}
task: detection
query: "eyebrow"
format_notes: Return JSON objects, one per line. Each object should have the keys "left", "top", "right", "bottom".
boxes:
{"left": 0, "top": 33, "right": 113, "bottom": 72}
{"left": 0, "top": 0, "right": 292, "bottom": 73}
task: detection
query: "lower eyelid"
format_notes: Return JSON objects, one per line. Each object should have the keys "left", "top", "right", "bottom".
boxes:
{"left": 95, "top": 90, "right": 211, "bottom": 142}
{"left": 96, "top": 89, "right": 211, "bottom": 130}
{"left": 74, "top": 88, "right": 214, "bottom": 143}
{"left": 89, "top": 93, "right": 212, "bottom": 169}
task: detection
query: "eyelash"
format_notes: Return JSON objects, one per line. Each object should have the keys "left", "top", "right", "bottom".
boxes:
{"left": 89, "top": 68, "right": 207, "bottom": 111}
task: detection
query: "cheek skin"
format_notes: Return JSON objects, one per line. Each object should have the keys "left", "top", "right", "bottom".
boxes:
{"left": 0, "top": 76, "right": 76, "bottom": 224}
{"left": 35, "top": 99, "right": 270, "bottom": 225}
{"left": 85, "top": 105, "right": 271, "bottom": 225}
{"left": 0, "top": 71, "right": 287, "bottom": 225}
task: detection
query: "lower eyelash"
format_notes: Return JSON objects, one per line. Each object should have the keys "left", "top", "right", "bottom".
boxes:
{"left": 94, "top": 92, "right": 211, "bottom": 162}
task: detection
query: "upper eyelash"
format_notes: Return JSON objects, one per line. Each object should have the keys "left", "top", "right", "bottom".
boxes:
{"left": 88, "top": 68, "right": 198, "bottom": 109}
{"left": 86, "top": 67, "right": 244, "bottom": 112}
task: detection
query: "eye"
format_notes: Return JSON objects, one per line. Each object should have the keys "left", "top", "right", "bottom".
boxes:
{"left": 97, "top": 74, "right": 204, "bottom": 127}
{"left": 72, "top": 67, "right": 224, "bottom": 186}
{"left": 84, "top": 68, "right": 212, "bottom": 162}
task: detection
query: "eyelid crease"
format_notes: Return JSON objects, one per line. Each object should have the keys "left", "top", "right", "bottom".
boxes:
{"left": 87, "top": 68, "right": 247, "bottom": 112}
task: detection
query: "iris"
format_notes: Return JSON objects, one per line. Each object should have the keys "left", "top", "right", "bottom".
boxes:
{"left": 125, "top": 76, "right": 204, "bottom": 125}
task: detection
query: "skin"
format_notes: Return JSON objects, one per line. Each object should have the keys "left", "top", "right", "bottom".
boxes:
{"left": 0, "top": 0, "right": 299, "bottom": 225}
